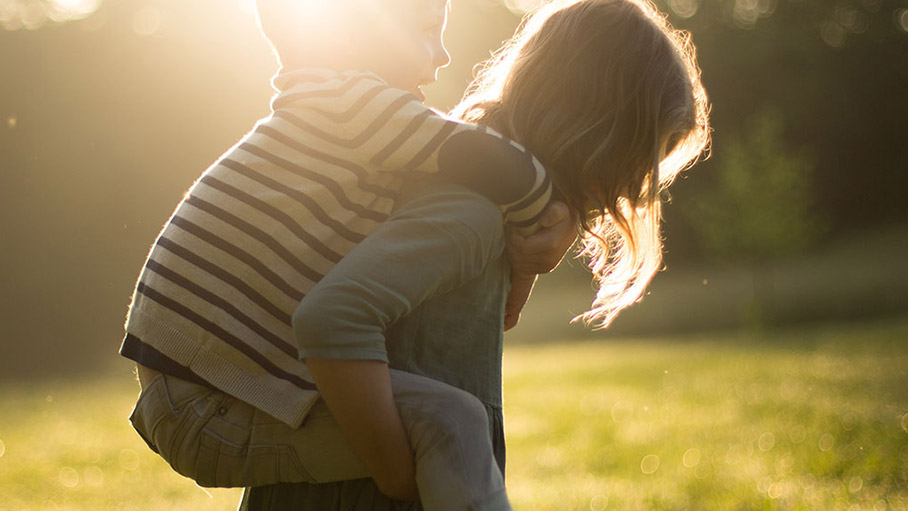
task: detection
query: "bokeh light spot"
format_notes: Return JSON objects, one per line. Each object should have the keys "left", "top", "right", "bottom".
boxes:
{"left": 59, "top": 466, "right": 79, "bottom": 488}
{"left": 0, "top": 437, "right": 5, "bottom": 457}
{"left": 119, "top": 448, "right": 140, "bottom": 471}
{"left": 820, "top": 21, "right": 847, "bottom": 48}
{"left": 668, "top": 0, "right": 699, "bottom": 19}
{"left": 818, "top": 433, "right": 835, "bottom": 452}
{"left": 758, "top": 432, "right": 775, "bottom": 451}
{"left": 83, "top": 465, "right": 104, "bottom": 487}
{"left": 640, "top": 454, "right": 660, "bottom": 474}
{"left": 841, "top": 411, "right": 858, "bottom": 431}
{"left": 788, "top": 424, "right": 807, "bottom": 443}
{"left": 6, "top": 115, "right": 16, "bottom": 129}
{"left": 897, "top": 9, "right": 908, "bottom": 32}
{"left": 848, "top": 475, "right": 863, "bottom": 493}
{"left": 682, "top": 447, "right": 701, "bottom": 467}
{"left": 725, "top": 443, "right": 748, "bottom": 465}
{"left": 589, "top": 494, "right": 609, "bottom": 511}
{"left": 768, "top": 481, "right": 784, "bottom": 499}
{"left": 611, "top": 400, "right": 633, "bottom": 422}
{"left": 132, "top": 6, "right": 161, "bottom": 37}
{"left": 900, "top": 412, "right": 908, "bottom": 432}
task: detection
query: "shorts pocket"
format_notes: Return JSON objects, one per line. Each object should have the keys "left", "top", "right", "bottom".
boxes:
{"left": 193, "top": 404, "right": 315, "bottom": 487}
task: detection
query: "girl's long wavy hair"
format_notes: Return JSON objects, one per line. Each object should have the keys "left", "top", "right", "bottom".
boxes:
{"left": 452, "top": 0, "right": 710, "bottom": 327}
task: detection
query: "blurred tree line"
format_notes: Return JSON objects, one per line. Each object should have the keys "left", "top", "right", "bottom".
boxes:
{"left": 0, "top": 0, "right": 906, "bottom": 378}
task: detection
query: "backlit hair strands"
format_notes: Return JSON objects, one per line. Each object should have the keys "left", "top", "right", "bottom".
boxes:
{"left": 452, "top": 0, "right": 710, "bottom": 327}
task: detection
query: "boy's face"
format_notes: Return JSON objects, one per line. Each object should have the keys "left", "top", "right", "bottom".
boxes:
{"left": 364, "top": 0, "right": 451, "bottom": 101}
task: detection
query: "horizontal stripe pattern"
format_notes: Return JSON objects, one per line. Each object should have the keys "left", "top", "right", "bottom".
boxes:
{"left": 123, "top": 68, "right": 552, "bottom": 427}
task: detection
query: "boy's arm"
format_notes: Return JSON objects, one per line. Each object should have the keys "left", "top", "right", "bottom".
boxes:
{"left": 335, "top": 76, "right": 551, "bottom": 231}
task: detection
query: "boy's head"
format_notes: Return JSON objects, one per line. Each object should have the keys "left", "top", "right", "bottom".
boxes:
{"left": 256, "top": 0, "right": 451, "bottom": 100}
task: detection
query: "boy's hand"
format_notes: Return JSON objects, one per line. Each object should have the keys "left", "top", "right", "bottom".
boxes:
{"left": 506, "top": 201, "right": 577, "bottom": 276}
{"left": 504, "top": 201, "right": 577, "bottom": 330}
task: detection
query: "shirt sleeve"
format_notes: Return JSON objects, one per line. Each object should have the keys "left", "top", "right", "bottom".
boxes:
{"left": 292, "top": 183, "right": 507, "bottom": 362}
{"left": 275, "top": 72, "right": 551, "bottom": 234}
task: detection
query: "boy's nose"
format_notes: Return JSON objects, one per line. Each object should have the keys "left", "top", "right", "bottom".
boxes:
{"left": 434, "top": 43, "right": 451, "bottom": 71}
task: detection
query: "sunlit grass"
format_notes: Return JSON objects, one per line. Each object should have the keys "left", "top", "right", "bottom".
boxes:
{"left": 0, "top": 372, "right": 242, "bottom": 510}
{"left": 504, "top": 319, "right": 908, "bottom": 510}
{"left": 0, "top": 318, "right": 906, "bottom": 510}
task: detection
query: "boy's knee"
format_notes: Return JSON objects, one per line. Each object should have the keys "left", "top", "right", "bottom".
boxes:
{"left": 398, "top": 385, "right": 491, "bottom": 455}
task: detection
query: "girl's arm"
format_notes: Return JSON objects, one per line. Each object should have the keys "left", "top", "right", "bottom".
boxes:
{"left": 504, "top": 201, "right": 578, "bottom": 330}
{"left": 293, "top": 184, "right": 507, "bottom": 499}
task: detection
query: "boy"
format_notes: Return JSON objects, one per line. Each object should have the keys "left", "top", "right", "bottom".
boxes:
{"left": 122, "top": 0, "right": 574, "bottom": 509}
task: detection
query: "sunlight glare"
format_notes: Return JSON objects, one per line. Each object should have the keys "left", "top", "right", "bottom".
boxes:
{"left": 0, "top": 0, "right": 100, "bottom": 29}
{"left": 49, "top": 0, "right": 100, "bottom": 16}
{"left": 501, "top": 0, "right": 546, "bottom": 14}
{"left": 132, "top": 5, "right": 160, "bottom": 36}
{"left": 237, "top": 0, "right": 256, "bottom": 15}
{"left": 21, "top": 1, "right": 45, "bottom": 29}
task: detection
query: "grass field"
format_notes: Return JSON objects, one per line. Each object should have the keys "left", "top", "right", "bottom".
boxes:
{"left": 1, "top": 318, "right": 906, "bottom": 510}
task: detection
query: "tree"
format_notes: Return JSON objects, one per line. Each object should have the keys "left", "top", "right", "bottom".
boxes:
{"left": 688, "top": 108, "right": 823, "bottom": 329}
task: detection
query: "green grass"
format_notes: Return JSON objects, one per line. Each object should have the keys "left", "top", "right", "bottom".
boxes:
{"left": 1, "top": 319, "right": 906, "bottom": 510}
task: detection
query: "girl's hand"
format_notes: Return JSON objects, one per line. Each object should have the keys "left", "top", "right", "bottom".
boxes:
{"left": 504, "top": 201, "right": 577, "bottom": 330}
{"left": 506, "top": 201, "right": 577, "bottom": 275}
{"left": 504, "top": 272, "right": 536, "bottom": 331}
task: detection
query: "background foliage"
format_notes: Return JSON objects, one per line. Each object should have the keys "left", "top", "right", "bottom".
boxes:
{"left": 0, "top": 0, "right": 906, "bottom": 378}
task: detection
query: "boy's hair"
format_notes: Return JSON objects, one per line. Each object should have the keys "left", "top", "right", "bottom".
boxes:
{"left": 256, "top": 0, "right": 351, "bottom": 65}
{"left": 255, "top": 0, "right": 408, "bottom": 67}
{"left": 453, "top": 0, "right": 711, "bottom": 327}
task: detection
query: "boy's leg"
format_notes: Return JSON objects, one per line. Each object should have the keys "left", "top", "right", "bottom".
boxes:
{"left": 389, "top": 369, "right": 512, "bottom": 511}
{"left": 131, "top": 368, "right": 511, "bottom": 509}
{"left": 129, "top": 370, "right": 368, "bottom": 488}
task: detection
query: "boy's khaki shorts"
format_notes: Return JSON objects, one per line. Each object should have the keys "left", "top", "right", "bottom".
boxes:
{"left": 129, "top": 370, "right": 368, "bottom": 488}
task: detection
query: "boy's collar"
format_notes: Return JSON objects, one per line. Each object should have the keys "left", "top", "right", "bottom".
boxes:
{"left": 271, "top": 67, "right": 387, "bottom": 93}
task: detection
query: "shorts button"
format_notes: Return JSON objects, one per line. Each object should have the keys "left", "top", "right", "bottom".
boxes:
{"left": 217, "top": 406, "right": 228, "bottom": 416}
